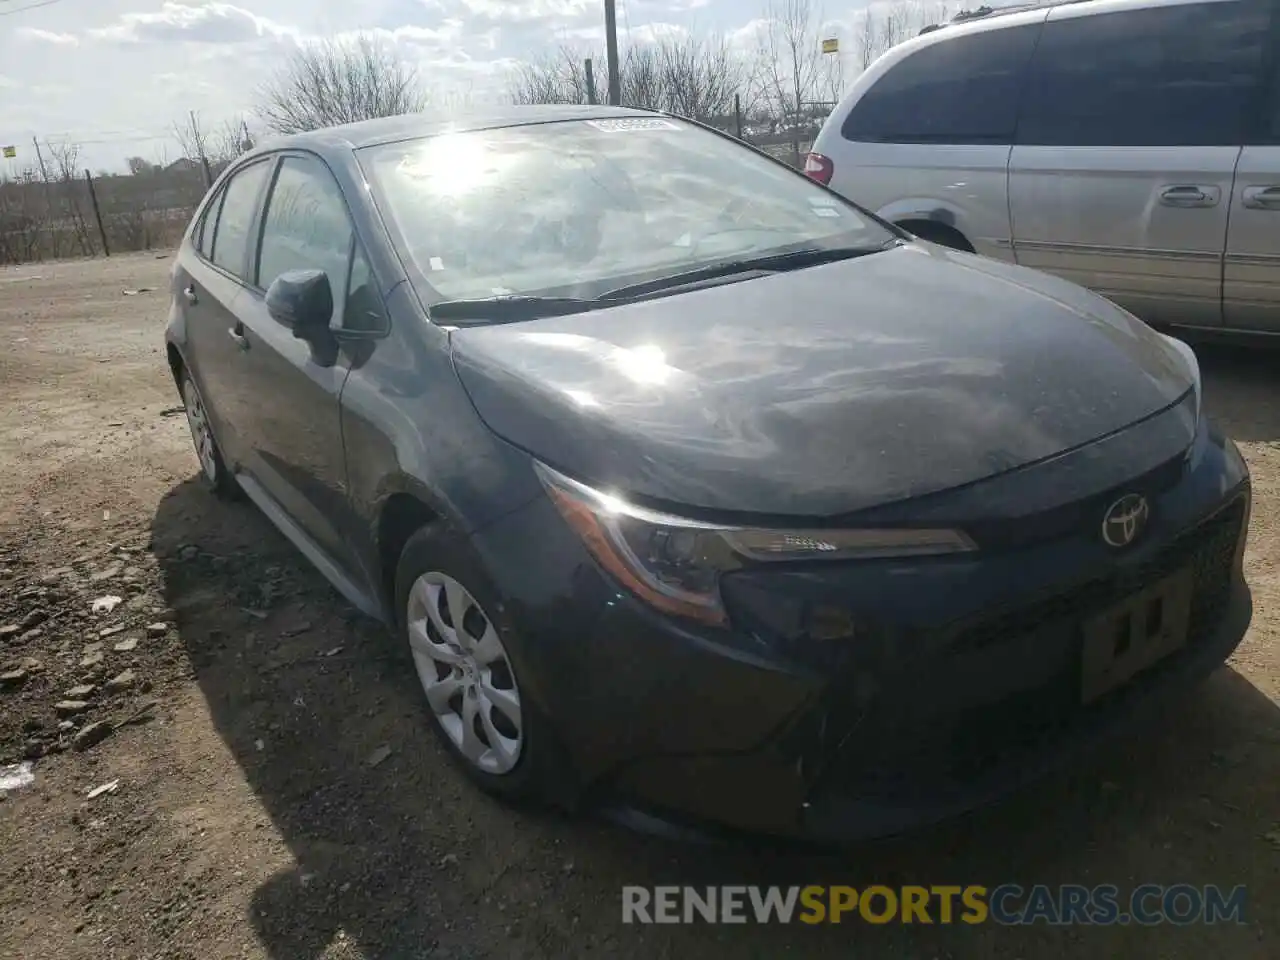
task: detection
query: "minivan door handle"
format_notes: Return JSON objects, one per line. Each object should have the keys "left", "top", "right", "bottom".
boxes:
{"left": 183, "top": 285, "right": 198, "bottom": 305}
{"left": 1242, "top": 186, "right": 1280, "bottom": 210}
{"left": 1158, "top": 185, "right": 1219, "bottom": 208}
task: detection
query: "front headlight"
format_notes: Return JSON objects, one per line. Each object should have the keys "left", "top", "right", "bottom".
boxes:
{"left": 534, "top": 462, "right": 975, "bottom": 626}
{"left": 1159, "top": 332, "right": 1202, "bottom": 427}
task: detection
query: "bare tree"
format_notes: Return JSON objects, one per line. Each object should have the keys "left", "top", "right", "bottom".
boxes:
{"left": 855, "top": 8, "right": 880, "bottom": 71}
{"left": 657, "top": 35, "right": 745, "bottom": 121}
{"left": 44, "top": 140, "right": 94, "bottom": 257}
{"left": 0, "top": 167, "right": 48, "bottom": 264}
{"left": 256, "top": 34, "right": 427, "bottom": 135}
{"left": 623, "top": 43, "right": 664, "bottom": 110}
{"left": 509, "top": 36, "right": 746, "bottom": 124}
{"left": 851, "top": 0, "right": 958, "bottom": 72}
{"left": 509, "top": 46, "right": 596, "bottom": 105}
{"left": 752, "top": 0, "right": 827, "bottom": 163}
{"left": 172, "top": 111, "right": 214, "bottom": 186}
{"left": 125, "top": 156, "right": 151, "bottom": 176}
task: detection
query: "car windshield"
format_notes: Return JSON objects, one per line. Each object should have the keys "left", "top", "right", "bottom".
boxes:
{"left": 358, "top": 116, "right": 894, "bottom": 306}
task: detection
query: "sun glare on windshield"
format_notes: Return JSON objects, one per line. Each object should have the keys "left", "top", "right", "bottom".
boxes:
{"left": 395, "top": 133, "right": 516, "bottom": 198}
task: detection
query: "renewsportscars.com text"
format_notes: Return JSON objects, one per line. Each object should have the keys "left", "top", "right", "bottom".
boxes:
{"left": 621, "top": 884, "right": 1247, "bottom": 926}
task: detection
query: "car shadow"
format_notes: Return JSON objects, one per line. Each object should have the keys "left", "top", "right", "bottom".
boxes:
{"left": 1190, "top": 339, "right": 1280, "bottom": 444}
{"left": 153, "top": 471, "right": 1280, "bottom": 959}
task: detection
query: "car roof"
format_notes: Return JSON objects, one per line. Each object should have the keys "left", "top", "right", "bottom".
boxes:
{"left": 248, "top": 104, "right": 657, "bottom": 159}
{"left": 842, "top": 0, "right": 1243, "bottom": 110}
{"left": 922, "top": 0, "right": 1239, "bottom": 34}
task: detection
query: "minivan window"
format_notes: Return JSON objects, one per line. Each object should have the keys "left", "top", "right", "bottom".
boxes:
{"left": 1269, "top": 38, "right": 1280, "bottom": 144}
{"left": 1017, "top": 1, "right": 1270, "bottom": 147}
{"left": 361, "top": 118, "right": 894, "bottom": 303}
{"left": 210, "top": 160, "right": 271, "bottom": 277}
{"left": 841, "top": 24, "right": 1041, "bottom": 144}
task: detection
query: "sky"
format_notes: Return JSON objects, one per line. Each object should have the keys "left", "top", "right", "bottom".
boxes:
{"left": 0, "top": 0, "right": 903, "bottom": 172}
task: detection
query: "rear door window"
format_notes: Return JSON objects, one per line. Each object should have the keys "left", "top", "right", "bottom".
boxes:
{"left": 1017, "top": 0, "right": 1271, "bottom": 147}
{"left": 195, "top": 189, "right": 224, "bottom": 259}
{"left": 841, "top": 23, "right": 1041, "bottom": 144}
{"left": 210, "top": 159, "right": 272, "bottom": 278}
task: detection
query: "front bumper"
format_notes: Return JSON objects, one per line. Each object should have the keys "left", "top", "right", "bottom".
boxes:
{"left": 470, "top": 423, "right": 1252, "bottom": 841}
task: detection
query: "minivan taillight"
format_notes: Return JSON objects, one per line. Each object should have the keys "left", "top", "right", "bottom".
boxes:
{"left": 803, "top": 152, "right": 833, "bottom": 185}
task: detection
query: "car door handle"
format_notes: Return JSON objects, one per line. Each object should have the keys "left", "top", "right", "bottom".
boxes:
{"left": 1158, "top": 185, "right": 1219, "bottom": 208}
{"left": 227, "top": 325, "right": 249, "bottom": 351}
{"left": 1242, "top": 186, "right": 1280, "bottom": 210}
{"left": 183, "top": 285, "right": 198, "bottom": 305}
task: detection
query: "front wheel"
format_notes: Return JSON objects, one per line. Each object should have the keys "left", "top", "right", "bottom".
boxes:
{"left": 395, "top": 525, "right": 557, "bottom": 803}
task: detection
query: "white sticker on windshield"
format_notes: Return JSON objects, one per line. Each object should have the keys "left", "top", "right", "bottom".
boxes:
{"left": 429, "top": 256, "right": 445, "bottom": 271}
{"left": 812, "top": 206, "right": 841, "bottom": 218}
{"left": 585, "top": 118, "right": 680, "bottom": 133}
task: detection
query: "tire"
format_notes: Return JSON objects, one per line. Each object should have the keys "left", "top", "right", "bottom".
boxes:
{"left": 179, "top": 370, "right": 240, "bottom": 499}
{"left": 900, "top": 220, "right": 975, "bottom": 253}
{"left": 394, "top": 524, "right": 558, "bottom": 804}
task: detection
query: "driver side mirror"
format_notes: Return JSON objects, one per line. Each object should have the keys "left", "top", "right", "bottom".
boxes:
{"left": 265, "top": 269, "right": 333, "bottom": 338}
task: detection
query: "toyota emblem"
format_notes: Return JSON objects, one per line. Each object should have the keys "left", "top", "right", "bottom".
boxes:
{"left": 1101, "top": 493, "right": 1150, "bottom": 548}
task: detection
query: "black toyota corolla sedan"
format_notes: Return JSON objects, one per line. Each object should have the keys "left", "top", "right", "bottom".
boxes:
{"left": 165, "top": 105, "right": 1251, "bottom": 841}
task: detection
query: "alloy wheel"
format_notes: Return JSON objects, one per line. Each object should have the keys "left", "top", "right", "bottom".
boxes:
{"left": 406, "top": 571, "right": 523, "bottom": 775}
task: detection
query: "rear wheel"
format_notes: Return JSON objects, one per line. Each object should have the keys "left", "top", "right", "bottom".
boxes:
{"left": 180, "top": 371, "right": 239, "bottom": 499}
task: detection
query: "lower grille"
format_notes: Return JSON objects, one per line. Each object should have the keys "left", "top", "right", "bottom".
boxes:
{"left": 953, "top": 494, "right": 1245, "bottom": 654}
{"left": 824, "top": 492, "right": 1246, "bottom": 802}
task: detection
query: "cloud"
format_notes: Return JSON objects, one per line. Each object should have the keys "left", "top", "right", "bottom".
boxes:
{"left": 446, "top": 0, "right": 596, "bottom": 22}
{"left": 728, "top": 17, "right": 771, "bottom": 51}
{"left": 563, "top": 19, "right": 689, "bottom": 45}
{"left": 17, "top": 28, "right": 80, "bottom": 46}
{"left": 90, "top": 2, "right": 295, "bottom": 45}
{"left": 333, "top": 20, "right": 468, "bottom": 50}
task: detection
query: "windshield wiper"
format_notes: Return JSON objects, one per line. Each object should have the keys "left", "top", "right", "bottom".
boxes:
{"left": 429, "top": 240, "right": 903, "bottom": 322}
{"left": 601, "top": 240, "right": 902, "bottom": 302}
{"left": 430, "top": 295, "right": 599, "bottom": 323}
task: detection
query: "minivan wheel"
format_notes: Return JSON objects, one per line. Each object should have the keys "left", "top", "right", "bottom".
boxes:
{"left": 899, "top": 220, "right": 975, "bottom": 253}
{"left": 180, "top": 371, "right": 239, "bottom": 499}
{"left": 395, "top": 525, "right": 552, "bottom": 802}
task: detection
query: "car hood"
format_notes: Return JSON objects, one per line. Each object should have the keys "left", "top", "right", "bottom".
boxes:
{"left": 449, "top": 243, "right": 1194, "bottom": 518}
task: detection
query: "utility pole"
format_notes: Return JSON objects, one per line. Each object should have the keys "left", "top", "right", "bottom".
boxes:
{"left": 189, "top": 110, "right": 212, "bottom": 189}
{"left": 31, "top": 136, "right": 50, "bottom": 183}
{"left": 604, "top": 0, "right": 621, "bottom": 106}
{"left": 84, "top": 169, "right": 110, "bottom": 258}
{"left": 31, "top": 136, "right": 55, "bottom": 227}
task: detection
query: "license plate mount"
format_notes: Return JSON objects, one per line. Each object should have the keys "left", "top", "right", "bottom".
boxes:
{"left": 1080, "top": 567, "right": 1193, "bottom": 704}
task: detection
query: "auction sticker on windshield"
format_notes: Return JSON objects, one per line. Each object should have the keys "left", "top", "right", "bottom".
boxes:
{"left": 585, "top": 118, "right": 681, "bottom": 132}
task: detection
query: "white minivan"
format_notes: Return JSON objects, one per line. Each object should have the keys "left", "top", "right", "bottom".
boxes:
{"left": 807, "top": 0, "right": 1280, "bottom": 334}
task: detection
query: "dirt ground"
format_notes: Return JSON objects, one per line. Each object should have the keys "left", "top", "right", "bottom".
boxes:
{"left": 0, "top": 252, "right": 1277, "bottom": 960}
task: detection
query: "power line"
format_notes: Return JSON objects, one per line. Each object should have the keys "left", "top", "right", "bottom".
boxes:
{"left": 0, "top": 0, "right": 68, "bottom": 16}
